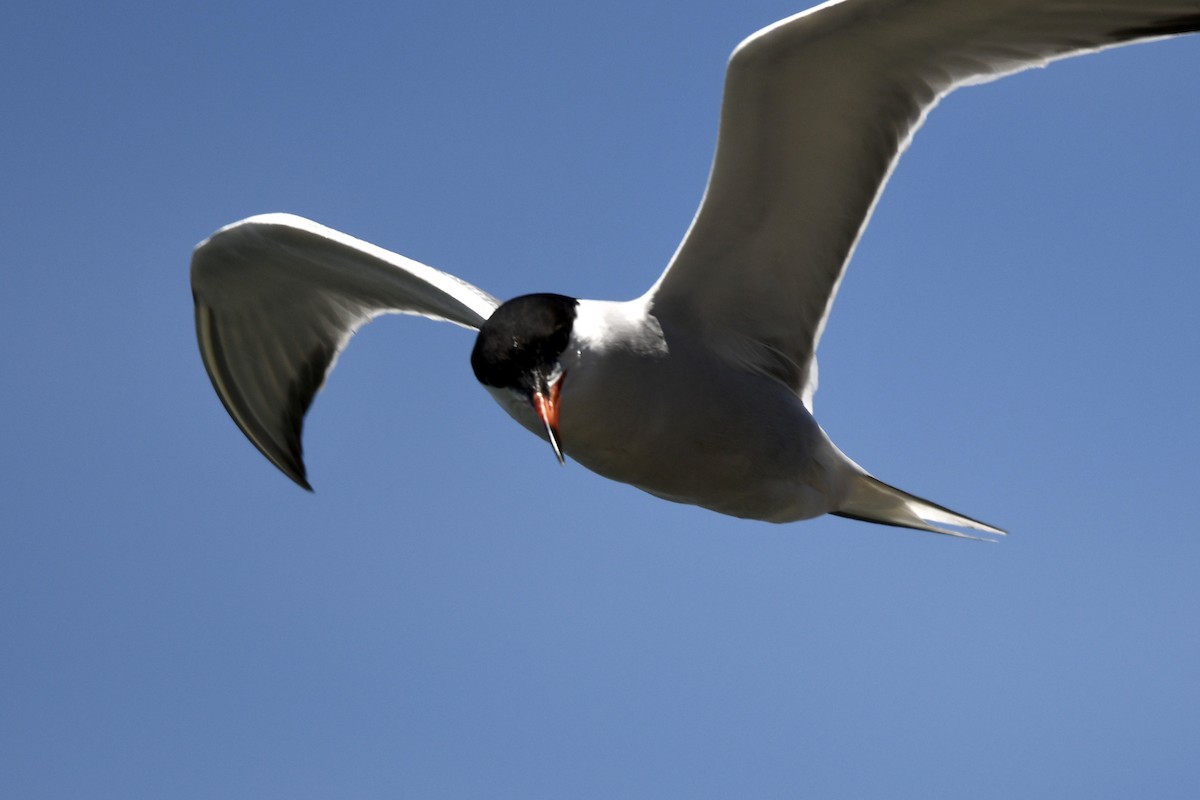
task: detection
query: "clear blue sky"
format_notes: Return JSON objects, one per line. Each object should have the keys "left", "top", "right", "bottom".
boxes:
{"left": 3, "top": 1, "right": 1199, "bottom": 797}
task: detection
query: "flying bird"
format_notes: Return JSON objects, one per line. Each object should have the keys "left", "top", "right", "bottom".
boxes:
{"left": 191, "top": 0, "right": 1199, "bottom": 538}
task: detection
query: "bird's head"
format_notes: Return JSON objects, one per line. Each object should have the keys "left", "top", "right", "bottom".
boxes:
{"left": 470, "top": 293, "right": 578, "bottom": 463}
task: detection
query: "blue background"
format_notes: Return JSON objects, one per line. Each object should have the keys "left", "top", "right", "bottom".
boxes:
{"left": 3, "top": 1, "right": 1198, "bottom": 797}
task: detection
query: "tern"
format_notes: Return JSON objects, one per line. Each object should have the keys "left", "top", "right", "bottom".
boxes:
{"left": 192, "top": 0, "right": 1199, "bottom": 538}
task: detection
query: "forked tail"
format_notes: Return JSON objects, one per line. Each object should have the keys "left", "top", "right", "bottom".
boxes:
{"left": 833, "top": 473, "right": 1005, "bottom": 540}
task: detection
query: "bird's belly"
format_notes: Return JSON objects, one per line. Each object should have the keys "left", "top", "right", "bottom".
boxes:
{"left": 557, "top": 358, "right": 846, "bottom": 523}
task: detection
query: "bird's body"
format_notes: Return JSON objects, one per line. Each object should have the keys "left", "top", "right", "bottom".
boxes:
{"left": 492, "top": 297, "right": 846, "bottom": 523}
{"left": 191, "top": 0, "right": 1199, "bottom": 538}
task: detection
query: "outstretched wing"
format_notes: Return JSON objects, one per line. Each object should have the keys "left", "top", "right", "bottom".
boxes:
{"left": 647, "top": 0, "right": 1199, "bottom": 406}
{"left": 191, "top": 213, "right": 499, "bottom": 488}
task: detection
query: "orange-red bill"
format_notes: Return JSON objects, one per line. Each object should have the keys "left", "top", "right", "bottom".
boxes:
{"left": 531, "top": 377, "right": 565, "bottom": 464}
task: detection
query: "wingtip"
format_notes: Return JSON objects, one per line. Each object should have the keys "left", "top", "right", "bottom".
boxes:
{"left": 288, "top": 454, "right": 313, "bottom": 492}
{"left": 271, "top": 450, "right": 314, "bottom": 493}
{"left": 194, "top": 299, "right": 319, "bottom": 493}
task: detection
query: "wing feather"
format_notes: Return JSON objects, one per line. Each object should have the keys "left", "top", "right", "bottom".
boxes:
{"left": 191, "top": 213, "right": 500, "bottom": 487}
{"left": 648, "top": 0, "right": 1200, "bottom": 398}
